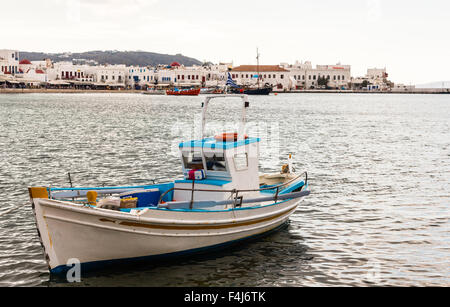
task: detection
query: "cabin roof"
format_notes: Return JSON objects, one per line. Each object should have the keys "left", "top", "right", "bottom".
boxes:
{"left": 179, "top": 137, "right": 260, "bottom": 150}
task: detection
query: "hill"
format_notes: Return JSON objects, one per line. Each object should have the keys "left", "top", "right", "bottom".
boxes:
{"left": 19, "top": 50, "right": 203, "bottom": 67}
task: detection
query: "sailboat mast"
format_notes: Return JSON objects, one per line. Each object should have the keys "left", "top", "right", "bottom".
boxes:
{"left": 256, "top": 48, "right": 260, "bottom": 88}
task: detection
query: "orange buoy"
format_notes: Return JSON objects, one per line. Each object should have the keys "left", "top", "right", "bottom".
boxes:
{"left": 87, "top": 191, "right": 98, "bottom": 206}
{"left": 214, "top": 133, "right": 249, "bottom": 142}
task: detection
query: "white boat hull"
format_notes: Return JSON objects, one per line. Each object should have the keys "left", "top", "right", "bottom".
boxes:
{"left": 32, "top": 197, "right": 303, "bottom": 274}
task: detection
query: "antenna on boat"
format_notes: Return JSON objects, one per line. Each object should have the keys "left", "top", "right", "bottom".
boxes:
{"left": 256, "top": 47, "right": 260, "bottom": 89}
{"left": 68, "top": 172, "right": 73, "bottom": 188}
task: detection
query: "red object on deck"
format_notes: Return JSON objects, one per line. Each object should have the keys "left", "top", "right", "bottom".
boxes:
{"left": 214, "top": 133, "right": 249, "bottom": 142}
{"left": 166, "top": 88, "right": 201, "bottom": 96}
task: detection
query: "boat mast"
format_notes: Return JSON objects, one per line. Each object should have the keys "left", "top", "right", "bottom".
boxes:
{"left": 256, "top": 48, "right": 260, "bottom": 89}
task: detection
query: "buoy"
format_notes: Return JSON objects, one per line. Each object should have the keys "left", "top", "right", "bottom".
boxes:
{"left": 87, "top": 191, "right": 98, "bottom": 206}
{"left": 215, "top": 133, "right": 248, "bottom": 142}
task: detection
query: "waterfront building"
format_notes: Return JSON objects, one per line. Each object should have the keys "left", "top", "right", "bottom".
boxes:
{"left": 0, "top": 49, "right": 19, "bottom": 75}
{"left": 0, "top": 49, "right": 401, "bottom": 92}
{"left": 170, "top": 64, "right": 206, "bottom": 87}
{"left": 367, "top": 68, "right": 388, "bottom": 80}
{"left": 202, "top": 63, "right": 230, "bottom": 87}
{"left": 93, "top": 65, "right": 127, "bottom": 88}
{"left": 126, "top": 66, "right": 158, "bottom": 89}
{"left": 47, "top": 62, "right": 95, "bottom": 84}
{"left": 350, "top": 68, "right": 391, "bottom": 91}
{"left": 285, "top": 61, "right": 351, "bottom": 90}
{"left": 231, "top": 65, "right": 291, "bottom": 90}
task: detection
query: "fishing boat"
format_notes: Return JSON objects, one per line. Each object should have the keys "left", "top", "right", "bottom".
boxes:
{"left": 235, "top": 86, "right": 272, "bottom": 96}
{"left": 143, "top": 88, "right": 166, "bottom": 95}
{"left": 29, "top": 94, "right": 310, "bottom": 274}
{"left": 227, "top": 48, "right": 273, "bottom": 95}
{"left": 166, "top": 88, "right": 201, "bottom": 96}
{"left": 200, "top": 87, "right": 224, "bottom": 95}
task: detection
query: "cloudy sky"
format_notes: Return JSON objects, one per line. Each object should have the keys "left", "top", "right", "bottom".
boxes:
{"left": 2, "top": 0, "right": 449, "bottom": 84}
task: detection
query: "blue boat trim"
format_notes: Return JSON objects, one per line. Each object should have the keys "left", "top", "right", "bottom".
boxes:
{"left": 49, "top": 184, "right": 172, "bottom": 192}
{"left": 175, "top": 179, "right": 231, "bottom": 186}
{"left": 153, "top": 198, "right": 292, "bottom": 213}
{"left": 179, "top": 137, "right": 260, "bottom": 150}
{"left": 49, "top": 221, "right": 289, "bottom": 275}
{"left": 260, "top": 181, "right": 305, "bottom": 195}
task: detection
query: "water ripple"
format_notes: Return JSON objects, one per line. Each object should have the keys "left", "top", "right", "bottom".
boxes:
{"left": 0, "top": 93, "right": 449, "bottom": 286}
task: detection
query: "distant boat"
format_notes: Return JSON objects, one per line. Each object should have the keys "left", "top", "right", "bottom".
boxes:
{"left": 226, "top": 48, "right": 273, "bottom": 95}
{"left": 166, "top": 88, "right": 201, "bottom": 96}
{"left": 233, "top": 87, "right": 272, "bottom": 95}
{"left": 226, "top": 75, "right": 273, "bottom": 96}
{"left": 143, "top": 88, "right": 166, "bottom": 95}
{"left": 200, "top": 87, "right": 225, "bottom": 95}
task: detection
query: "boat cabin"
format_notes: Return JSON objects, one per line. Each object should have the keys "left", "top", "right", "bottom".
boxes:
{"left": 174, "top": 95, "right": 261, "bottom": 202}
{"left": 175, "top": 136, "right": 261, "bottom": 202}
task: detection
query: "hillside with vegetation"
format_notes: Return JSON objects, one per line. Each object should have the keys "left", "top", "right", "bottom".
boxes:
{"left": 19, "top": 50, "right": 203, "bottom": 67}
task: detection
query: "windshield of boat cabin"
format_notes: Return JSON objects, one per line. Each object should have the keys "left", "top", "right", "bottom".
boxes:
{"left": 205, "top": 152, "right": 227, "bottom": 172}
{"left": 183, "top": 152, "right": 204, "bottom": 170}
{"left": 183, "top": 151, "right": 228, "bottom": 172}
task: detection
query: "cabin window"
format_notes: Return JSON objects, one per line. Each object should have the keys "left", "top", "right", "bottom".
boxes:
{"left": 205, "top": 152, "right": 227, "bottom": 172}
{"left": 234, "top": 153, "right": 248, "bottom": 171}
{"left": 183, "top": 151, "right": 204, "bottom": 170}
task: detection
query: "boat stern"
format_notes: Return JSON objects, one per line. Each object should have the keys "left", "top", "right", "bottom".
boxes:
{"left": 28, "top": 187, "right": 61, "bottom": 272}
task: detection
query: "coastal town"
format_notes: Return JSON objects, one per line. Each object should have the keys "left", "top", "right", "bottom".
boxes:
{"left": 0, "top": 49, "right": 445, "bottom": 94}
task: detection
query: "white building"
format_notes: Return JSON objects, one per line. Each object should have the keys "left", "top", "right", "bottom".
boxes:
{"left": 350, "top": 67, "right": 391, "bottom": 91}
{"left": 127, "top": 66, "right": 158, "bottom": 88}
{"left": 47, "top": 62, "right": 91, "bottom": 82}
{"left": 0, "top": 49, "right": 19, "bottom": 75}
{"left": 367, "top": 68, "right": 387, "bottom": 80}
{"left": 94, "top": 65, "right": 127, "bottom": 86}
{"left": 231, "top": 65, "right": 291, "bottom": 90}
{"left": 285, "top": 61, "right": 351, "bottom": 90}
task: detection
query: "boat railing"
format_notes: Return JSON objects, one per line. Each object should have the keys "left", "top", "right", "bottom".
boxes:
{"left": 158, "top": 171, "right": 308, "bottom": 209}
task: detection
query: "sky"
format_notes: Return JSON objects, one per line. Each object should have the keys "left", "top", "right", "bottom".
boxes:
{"left": 1, "top": 0, "right": 449, "bottom": 85}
